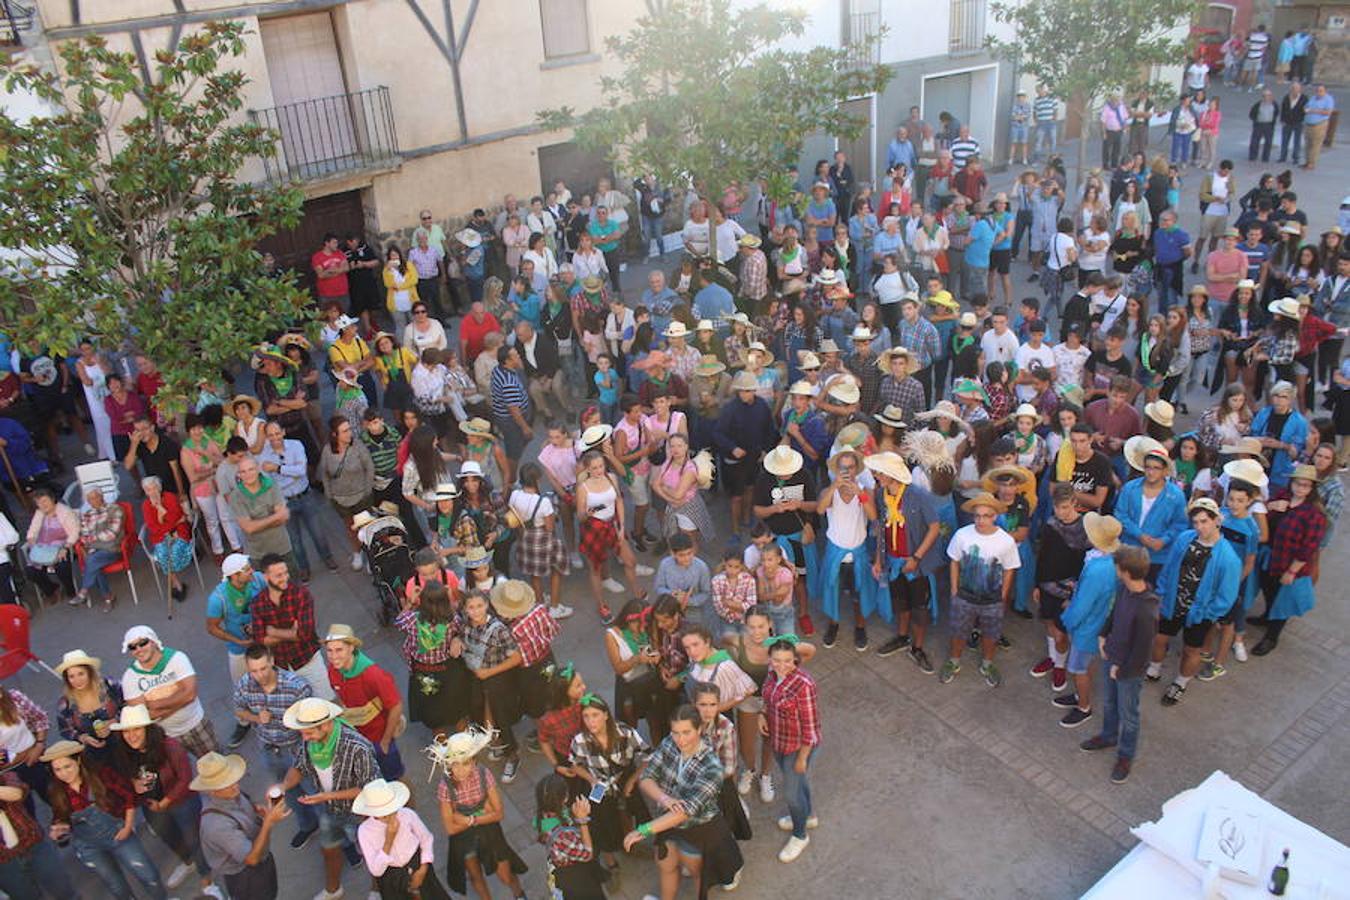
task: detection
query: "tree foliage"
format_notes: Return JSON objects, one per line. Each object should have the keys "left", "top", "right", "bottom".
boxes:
{"left": 0, "top": 21, "right": 309, "bottom": 408}
{"left": 538, "top": 0, "right": 889, "bottom": 204}
{"left": 988, "top": 0, "right": 1199, "bottom": 178}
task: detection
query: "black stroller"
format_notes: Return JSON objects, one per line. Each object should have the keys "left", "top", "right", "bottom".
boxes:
{"left": 355, "top": 506, "right": 414, "bottom": 626}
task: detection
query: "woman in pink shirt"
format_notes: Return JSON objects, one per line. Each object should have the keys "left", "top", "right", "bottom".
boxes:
{"left": 537, "top": 422, "right": 581, "bottom": 563}
{"left": 1204, "top": 227, "right": 1247, "bottom": 302}
{"left": 354, "top": 778, "right": 451, "bottom": 898}
{"left": 650, "top": 434, "right": 714, "bottom": 551}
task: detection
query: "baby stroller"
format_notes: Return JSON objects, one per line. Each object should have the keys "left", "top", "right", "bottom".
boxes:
{"left": 354, "top": 504, "right": 414, "bottom": 626}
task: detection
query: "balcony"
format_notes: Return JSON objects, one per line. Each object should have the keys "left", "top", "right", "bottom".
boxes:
{"left": 1, "top": 1, "right": 34, "bottom": 47}
{"left": 249, "top": 87, "right": 400, "bottom": 186}
{"left": 949, "top": 0, "right": 987, "bottom": 55}
{"left": 843, "top": 10, "right": 880, "bottom": 71}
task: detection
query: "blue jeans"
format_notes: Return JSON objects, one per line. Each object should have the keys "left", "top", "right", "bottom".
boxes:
{"left": 1034, "top": 121, "right": 1057, "bottom": 156}
{"left": 1098, "top": 672, "right": 1143, "bottom": 760}
{"left": 642, "top": 214, "right": 666, "bottom": 257}
{"left": 285, "top": 489, "right": 334, "bottom": 575}
{"left": 774, "top": 747, "right": 817, "bottom": 839}
{"left": 0, "top": 839, "right": 75, "bottom": 899}
{"left": 1279, "top": 123, "right": 1303, "bottom": 163}
{"left": 1169, "top": 131, "right": 1193, "bottom": 164}
{"left": 70, "top": 804, "right": 166, "bottom": 899}
{"left": 80, "top": 547, "right": 119, "bottom": 595}
{"left": 259, "top": 741, "right": 319, "bottom": 833}
{"left": 765, "top": 602, "right": 795, "bottom": 639}
{"left": 143, "top": 793, "right": 210, "bottom": 878}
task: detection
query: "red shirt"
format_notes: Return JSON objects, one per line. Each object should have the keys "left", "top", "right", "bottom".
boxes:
{"left": 460, "top": 312, "right": 501, "bottom": 362}
{"left": 536, "top": 704, "right": 582, "bottom": 758}
{"left": 311, "top": 248, "right": 349, "bottom": 298}
{"left": 143, "top": 491, "right": 190, "bottom": 544}
{"left": 507, "top": 604, "right": 559, "bottom": 667}
{"left": 136, "top": 371, "right": 165, "bottom": 425}
{"left": 327, "top": 661, "right": 401, "bottom": 745}
{"left": 251, "top": 584, "right": 320, "bottom": 671}
{"left": 761, "top": 667, "right": 821, "bottom": 755}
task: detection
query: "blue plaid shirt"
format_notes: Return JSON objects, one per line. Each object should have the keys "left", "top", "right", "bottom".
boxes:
{"left": 895, "top": 316, "right": 940, "bottom": 370}
{"left": 642, "top": 736, "right": 723, "bottom": 826}
{"left": 232, "top": 668, "right": 312, "bottom": 752}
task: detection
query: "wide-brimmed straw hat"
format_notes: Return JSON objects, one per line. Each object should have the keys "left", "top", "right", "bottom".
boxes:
{"left": 462, "top": 546, "right": 491, "bottom": 569}
{"left": 695, "top": 355, "right": 726, "bottom": 377}
{"left": 1124, "top": 435, "right": 1169, "bottom": 472}
{"left": 746, "top": 342, "right": 774, "bottom": 366}
{"left": 1235, "top": 278, "right": 1257, "bottom": 292}
{"left": 1290, "top": 464, "right": 1321, "bottom": 484}
{"left": 864, "top": 451, "right": 912, "bottom": 484}
{"left": 39, "top": 740, "right": 84, "bottom": 763}
{"left": 817, "top": 339, "right": 842, "bottom": 355}
{"left": 960, "top": 492, "right": 1006, "bottom": 514}
{"left": 229, "top": 394, "right": 262, "bottom": 417}
{"left": 787, "top": 380, "right": 816, "bottom": 398}
{"left": 1219, "top": 436, "right": 1267, "bottom": 462}
{"left": 1143, "top": 400, "right": 1175, "bottom": 428}
{"left": 249, "top": 343, "right": 295, "bottom": 371}
{"left": 1188, "top": 284, "right": 1210, "bottom": 296}
{"left": 351, "top": 510, "right": 379, "bottom": 531}
{"left": 189, "top": 752, "right": 247, "bottom": 791}
{"left": 54, "top": 649, "right": 101, "bottom": 677}
{"left": 877, "top": 346, "right": 916, "bottom": 374}
{"left": 1013, "top": 403, "right": 1039, "bottom": 422}
{"left": 797, "top": 350, "right": 821, "bottom": 370}
{"left": 490, "top": 579, "right": 537, "bottom": 619}
{"left": 874, "top": 405, "right": 907, "bottom": 429}
{"left": 581, "top": 275, "right": 605, "bottom": 293}
{"left": 431, "top": 482, "right": 460, "bottom": 502}
{"left": 959, "top": 311, "right": 978, "bottom": 327}
{"left": 580, "top": 424, "right": 613, "bottom": 449}
{"left": 426, "top": 727, "right": 496, "bottom": 771}
{"left": 455, "top": 228, "right": 483, "bottom": 248}
{"left": 460, "top": 417, "right": 494, "bottom": 438}
{"left": 1084, "top": 512, "right": 1122, "bottom": 553}
{"left": 731, "top": 371, "right": 760, "bottom": 393}
{"left": 827, "top": 379, "right": 861, "bottom": 405}
{"left": 695, "top": 319, "right": 715, "bottom": 332}
{"left": 283, "top": 697, "right": 345, "bottom": 731}
{"left": 663, "top": 321, "right": 691, "bottom": 339}
{"left": 926, "top": 290, "right": 959, "bottom": 311}
{"left": 914, "top": 399, "right": 960, "bottom": 420}
{"left": 352, "top": 778, "right": 412, "bottom": 817}
{"left": 1222, "top": 458, "right": 1268, "bottom": 488}
{"left": 836, "top": 421, "right": 871, "bottom": 451}
{"left": 276, "top": 333, "right": 312, "bottom": 351}
{"left": 826, "top": 449, "right": 863, "bottom": 477}
{"left": 981, "top": 465, "right": 1031, "bottom": 493}
{"left": 457, "top": 460, "right": 485, "bottom": 479}
{"left": 763, "top": 446, "right": 804, "bottom": 477}
{"left": 1268, "top": 297, "right": 1301, "bottom": 320}
{"left": 108, "top": 705, "right": 158, "bottom": 731}
{"left": 849, "top": 324, "right": 875, "bottom": 342}
{"left": 738, "top": 233, "right": 763, "bottom": 249}
{"left": 324, "top": 623, "right": 363, "bottom": 647}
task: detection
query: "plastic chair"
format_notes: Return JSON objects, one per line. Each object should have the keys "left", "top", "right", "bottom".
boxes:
{"left": 0, "top": 604, "right": 58, "bottom": 678}
{"left": 73, "top": 460, "right": 119, "bottom": 504}
{"left": 74, "top": 500, "right": 140, "bottom": 607}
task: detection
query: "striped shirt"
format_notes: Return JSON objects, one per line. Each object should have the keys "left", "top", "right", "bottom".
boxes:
{"left": 950, "top": 138, "right": 980, "bottom": 170}
{"left": 1246, "top": 31, "right": 1269, "bottom": 60}
{"left": 1033, "top": 96, "right": 1058, "bottom": 122}
{"left": 489, "top": 364, "right": 531, "bottom": 421}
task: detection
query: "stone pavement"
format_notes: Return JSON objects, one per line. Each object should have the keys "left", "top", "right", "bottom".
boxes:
{"left": 8, "top": 78, "right": 1349, "bottom": 900}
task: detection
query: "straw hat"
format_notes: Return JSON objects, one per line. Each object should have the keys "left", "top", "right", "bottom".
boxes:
{"left": 1084, "top": 512, "right": 1122, "bottom": 553}
{"left": 324, "top": 623, "right": 363, "bottom": 647}
{"left": 849, "top": 324, "right": 875, "bottom": 343}
{"left": 811, "top": 181, "right": 831, "bottom": 193}
{"left": 350, "top": 510, "right": 379, "bottom": 531}
{"left": 377, "top": 501, "right": 400, "bottom": 517}
{"left": 1222, "top": 458, "right": 1268, "bottom": 488}
{"left": 663, "top": 321, "right": 691, "bottom": 339}
{"left": 836, "top": 421, "right": 871, "bottom": 451}
{"left": 981, "top": 465, "right": 1031, "bottom": 493}
{"left": 693, "top": 449, "right": 715, "bottom": 489}
{"left": 864, "top": 451, "right": 912, "bottom": 484}
{"left": 462, "top": 545, "right": 491, "bottom": 569}
{"left": 959, "top": 312, "right": 978, "bottom": 328}
{"left": 1219, "top": 436, "right": 1267, "bottom": 461}
{"left": 1188, "top": 284, "right": 1210, "bottom": 296}
{"left": 1013, "top": 403, "right": 1039, "bottom": 422}
{"left": 787, "top": 380, "right": 816, "bottom": 398}
{"left": 457, "top": 460, "right": 485, "bottom": 479}
{"left": 915, "top": 399, "right": 961, "bottom": 421}
{"left": 276, "top": 333, "right": 312, "bottom": 351}
{"left": 797, "top": 351, "right": 821, "bottom": 371}
{"left": 189, "top": 752, "right": 247, "bottom": 792}
{"left": 581, "top": 423, "right": 613, "bottom": 448}
{"left": 352, "top": 778, "right": 412, "bottom": 818}
{"left": 902, "top": 429, "right": 956, "bottom": 474}
{"left": 490, "top": 579, "right": 537, "bottom": 619}
{"left": 335, "top": 366, "right": 360, "bottom": 387}
{"left": 581, "top": 275, "right": 605, "bottom": 293}
{"left": 1235, "top": 278, "right": 1257, "bottom": 292}
{"left": 729, "top": 312, "right": 752, "bottom": 328}
{"left": 1124, "top": 435, "right": 1169, "bottom": 472}
{"left": 335, "top": 314, "right": 360, "bottom": 331}
{"left": 426, "top": 727, "right": 496, "bottom": 771}
{"left": 818, "top": 338, "right": 841, "bottom": 355}
{"left": 926, "top": 290, "right": 959, "bottom": 311}
{"left": 695, "top": 355, "right": 726, "bottom": 377}
{"left": 230, "top": 394, "right": 262, "bottom": 417}
{"left": 960, "top": 491, "right": 1007, "bottom": 514}
{"left": 738, "top": 233, "right": 763, "bottom": 249}
{"left": 1279, "top": 221, "right": 1303, "bottom": 236}
{"left": 827, "top": 379, "right": 861, "bottom": 405}
{"left": 747, "top": 341, "right": 774, "bottom": 366}
{"left": 695, "top": 319, "right": 715, "bottom": 332}
{"left": 1268, "top": 297, "right": 1302, "bottom": 320}
{"left": 730, "top": 371, "right": 760, "bottom": 392}
{"left": 108, "top": 705, "right": 158, "bottom": 731}
{"left": 1290, "top": 464, "right": 1321, "bottom": 484}
{"left": 1187, "top": 497, "right": 1221, "bottom": 517}
{"left": 39, "top": 740, "right": 85, "bottom": 763}
{"left": 432, "top": 481, "right": 460, "bottom": 502}
{"left": 1143, "top": 400, "right": 1175, "bottom": 428}
{"left": 249, "top": 343, "right": 295, "bottom": 371}
{"left": 53, "top": 649, "right": 101, "bottom": 677}
{"left": 826, "top": 448, "right": 863, "bottom": 477}
{"left": 460, "top": 417, "right": 493, "bottom": 438}
{"left": 877, "top": 346, "right": 915, "bottom": 373}
{"left": 455, "top": 228, "right": 483, "bottom": 248}
{"left": 283, "top": 697, "right": 345, "bottom": 731}
{"left": 874, "top": 405, "right": 907, "bottom": 429}
{"left": 763, "top": 445, "right": 804, "bottom": 477}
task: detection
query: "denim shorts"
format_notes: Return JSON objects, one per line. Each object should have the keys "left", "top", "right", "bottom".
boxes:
{"left": 318, "top": 807, "right": 360, "bottom": 849}
{"left": 1010, "top": 124, "right": 1029, "bottom": 142}
{"left": 765, "top": 602, "right": 795, "bottom": 638}
{"left": 1067, "top": 645, "right": 1096, "bottom": 674}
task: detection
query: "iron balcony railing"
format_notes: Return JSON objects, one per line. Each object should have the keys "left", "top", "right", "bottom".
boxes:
{"left": 1, "top": 0, "right": 35, "bottom": 46}
{"left": 249, "top": 86, "right": 400, "bottom": 185}
{"left": 949, "top": 0, "right": 986, "bottom": 55}
{"left": 843, "top": 10, "right": 880, "bottom": 70}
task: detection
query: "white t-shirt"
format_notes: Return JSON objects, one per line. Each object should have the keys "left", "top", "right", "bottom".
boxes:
{"left": 508, "top": 489, "right": 555, "bottom": 527}
{"left": 1046, "top": 232, "right": 1076, "bottom": 271}
{"left": 825, "top": 488, "right": 869, "bottom": 550}
{"left": 946, "top": 525, "right": 1021, "bottom": 602}
{"left": 981, "top": 329, "right": 1020, "bottom": 366}
{"left": 1052, "top": 343, "right": 1091, "bottom": 389}
{"left": 1078, "top": 228, "right": 1110, "bottom": 272}
{"left": 1140, "top": 490, "right": 1159, "bottom": 524}
{"left": 1014, "top": 343, "right": 1056, "bottom": 400}
{"left": 121, "top": 649, "right": 205, "bottom": 738}
{"left": 1186, "top": 62, "right": 1209, "bottom": 91}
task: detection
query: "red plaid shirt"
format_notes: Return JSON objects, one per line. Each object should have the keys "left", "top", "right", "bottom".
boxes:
{"left": 760, "top": 667, "right": 821, "bottom": 755}
{"left": 545, "top": 824, "right": 594, "bottom": 867}
{"left": 1267, "top": 491, "right": 1328, "bottom": 576}
{"left": 251, "top": 584, "right": 320, "bottom": 671}
{"left": 536, "top": 704, "right": 582, "bottom": 758}
{"left": 507, "top": 604, "right": 559, "bottom": 667}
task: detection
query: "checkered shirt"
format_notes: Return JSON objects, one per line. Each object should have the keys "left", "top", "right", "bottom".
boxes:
{"left": 643, "top": 736, "right": 723, "bottom": 826}
{"left": 250, "top": 584, "right": 319, "bottom": 672}
{"left": 461, "top": 617, "right": 518, "bottom": 672}
{"left": 567, "top": 722, "right": 649, "bottom": 790}
{"left": 507, "top": 604, "right": 559, "bottom": 667}
{"left": 232, "top": 668, "right": 312, "bottom": 751}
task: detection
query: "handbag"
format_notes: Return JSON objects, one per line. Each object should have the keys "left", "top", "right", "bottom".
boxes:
{"left": 28, "top": 544, "right": 60, "bottom": 566}
{"left": 1052, "top": 235, "right": 1078, "bottom": 285}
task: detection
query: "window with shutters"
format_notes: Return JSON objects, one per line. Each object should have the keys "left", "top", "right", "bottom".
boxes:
{"left": 539, "top": 0, "right": 590, "bottom": 59}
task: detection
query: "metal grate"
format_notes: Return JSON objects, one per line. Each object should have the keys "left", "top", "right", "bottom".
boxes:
{"left": 843, "top": 10, "right": 880, "bottom": 70}
{"left": 248, "top": 86, "right": 400, "bottom": 185}
{"left": 1, "top": 0, "right": 34, "bottom": 46}
{"left": 948, "top": 0, "right": 986, "bottom": 55}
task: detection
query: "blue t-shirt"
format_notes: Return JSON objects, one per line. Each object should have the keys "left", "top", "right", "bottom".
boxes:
{"left": 966, "top": 218, "right": 996, "bottom": 268}
{"left": 1154, "top": 226, "right": 1190, "bottom": 265}
{"left": 205, "top": 572, "right": 267, "bottom": 656}
{"left": 991, "top": 211, "right": 1014, "bottom": 251}
{"left": 1241, "top": 242, "right": 1270, "bottom": 280}
{"left": 594, "top": 369, "right": 620, "bottom": 405}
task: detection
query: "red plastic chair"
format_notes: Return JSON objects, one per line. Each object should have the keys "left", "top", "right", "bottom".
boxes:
{"left": 75, "top": 500, "right": 141, "bottom": 607}
{"left": 0, "top": 604, "right": 58, "bottom": 678}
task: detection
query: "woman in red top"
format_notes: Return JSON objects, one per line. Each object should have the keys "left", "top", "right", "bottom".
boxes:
{"left": 43, "top": 740, "right": 169, "bottom": 899}
{"left": 141, "top": 475, "right": 193, "bottom": 601}
{"left": 760, "top": 637, "right": 822, "bottom": 864}
{"left": 1251, "top": 464, "right": 1328, "bottom": 655}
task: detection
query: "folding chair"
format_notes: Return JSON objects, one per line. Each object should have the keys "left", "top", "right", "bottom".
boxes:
{"left": 74, "top": 500, "right": 141, "bottom": 607}
{"left": 0, "top": 604, "right": 59, "bottom": 678}
{"left": 15, "top": 544, "right": 76, "bottom": 611}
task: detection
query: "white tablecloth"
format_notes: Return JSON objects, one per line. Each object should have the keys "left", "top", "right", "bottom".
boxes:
{"left": 1083, "top": 771, "right": 1349, "bottom": 900}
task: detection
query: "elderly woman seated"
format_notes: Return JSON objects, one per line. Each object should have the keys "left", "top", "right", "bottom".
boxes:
{"left": 76, "top": 487, "right": 125, "bottom": 610}
{"left": 141, "top": 475, "right": 192, "bottom": 601}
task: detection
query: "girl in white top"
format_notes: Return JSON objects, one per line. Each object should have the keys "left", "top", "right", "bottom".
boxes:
{"left": 1077, "top": 216, "right": 1111, "bottom": 278}
{"left": 75, "top": 341, "right": 114, "bottom": 461}
{"left": 574, "top": 450, "right": 640, "bottom": 621}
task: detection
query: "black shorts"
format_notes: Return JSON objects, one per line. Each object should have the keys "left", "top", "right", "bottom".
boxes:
{"left": 1158, "top": 611, "right": 1214, "bottom": 648}
{"left": 888, "top": 568, "right": 931, "bottom": 624}
{"left": 1216, "top": 597, "right": 1242, "bottom": 626}
{"left": 720, "top": 457, "right": 756, "bottom": 494}
{"left": 777, "top": 537, "right": 807, "bottom": 576}
{"left": 1036, "top": 583, "right": 1072, "bottom": 622}
{"left": 990, "top": 248, "right": 1012, "bottom": 275}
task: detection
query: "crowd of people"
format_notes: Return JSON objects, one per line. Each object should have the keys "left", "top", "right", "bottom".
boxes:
{"left": 0, "top": 69, "right": 1347, "bottom": 899}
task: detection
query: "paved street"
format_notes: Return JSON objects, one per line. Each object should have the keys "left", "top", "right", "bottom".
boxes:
{"left": 7, "top": 79, "right": 1349, "bottom": 900}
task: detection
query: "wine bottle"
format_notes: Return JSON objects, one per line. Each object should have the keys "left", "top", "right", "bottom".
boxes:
{"left": 1268, "top": 847, "right": 1290, "bottom": 896}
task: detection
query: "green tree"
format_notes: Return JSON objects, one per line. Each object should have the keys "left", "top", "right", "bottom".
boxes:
{"left": 538, "top": 0, "right": 889, "bottom": 237}
{"left": 988, "top": 0, "right": 1199, "bottom": 183}
{"left": 0, "top": 22, "right": 308, "bottom": 408}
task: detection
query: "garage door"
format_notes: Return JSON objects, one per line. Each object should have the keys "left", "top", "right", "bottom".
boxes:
{"left": 923, "top": 73, "right": 972, "bottom": 133}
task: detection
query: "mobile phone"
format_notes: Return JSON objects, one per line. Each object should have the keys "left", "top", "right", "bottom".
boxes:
{"left": 588, "top": 781, "right": 608, "bottom": 804}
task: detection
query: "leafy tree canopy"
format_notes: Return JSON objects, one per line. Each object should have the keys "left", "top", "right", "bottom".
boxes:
{"left": 0, "top": 21, "right": 309, "bottom": 409}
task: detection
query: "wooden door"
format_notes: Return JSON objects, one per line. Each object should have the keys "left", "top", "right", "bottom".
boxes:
{"left": 260, "top": 12, "right": 357, "bottom": 179}
{"left": 257, "top": 190, "right": 366, "bottom": 294}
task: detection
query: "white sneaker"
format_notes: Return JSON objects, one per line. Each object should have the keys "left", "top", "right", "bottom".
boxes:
{"left": 759, "top": 773, "right": 775, "bottom": 802}
{"left": 167, "top": 862, "right": 193, "bottom": 888}
{"left": 313, "top": 888, "right": 345, "bottom": 900}
{"left": 549, "top": 604, "right": 575, "bottom": 620}
{"left": 1233, "top": 640, "right": 1249, "bottom": 663}
{"left": 722, "top": 867, "right": 743, "bottom": 891}
{"left": 603, "top": 577, "right": 626, "bottom": 593}
{"left": 778, "top": 835, "right": 810, "bottom": 863}
{"left": 350, "top": 551, "right": 363, "bottom": 571}
{"left": 570, "top": 552, "right": 585, "bottom": 570}
{"left": 736, "top": 768, "right": 755, "bottom": 796}
{"left": 635, "top": 563, "right": 655, "bottom": 576}
{"left": 201, "top": 886, "right": 225, "bottom": 900}
{"left": 777, "top": 814, "right": 819, "bottom": 832}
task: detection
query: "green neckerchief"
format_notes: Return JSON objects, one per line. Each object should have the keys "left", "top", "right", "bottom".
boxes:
{"left": 786, "top": 407, "right": 811, "bottom": 427}
{"left": 306, "top": 721, "right": 343, "bottom": 769}
{"left": 182, "top": 435, "right": 208, "bottom": 452}
{"left": 237, "top": 473, "right": 274, "bottom": 499}
{"left": 1140, "top": 334, "right": 1157, "bottom": 373}
{"left": 379, "top": 353, "right": 406, "bottom": 381}
{"left": 619, "top": 627, "right": 645, "bottom": 656}
{"left": 204, "top": 422, "right": 233, "bottom": 447}
{"left": 691, "top": 649, "right": 731, "bottom": 674}
{"left": 952, "top": 333, "right": 976, "bottom": 354}
{"left": 270, "top": 371, "right": 295, "bottom": 396}
{"left": 1013, "top": 429, "right": 1037, "bottom": 456}
{"left": 1175, "top": 459, "right": 1197, "bottom": 486}
{"left": 131, "top": 647, "right": 178, "bottom": 676}
{"left": 536, "top": 815, "right": 565, "bottom": 835}
{"left": 337, "top": 384, "right": 363, "bottom": 402}
{"left": 224, "top": 580, "right": 252, "bottom": 613}
{"left": 416, "top": 620, "right": 450, "bottom": 654}
{"left": 336, "top": 650, "right": 375, "bottom": 680}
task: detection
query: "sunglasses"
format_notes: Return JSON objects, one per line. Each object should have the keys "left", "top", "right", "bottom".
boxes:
{"left": 414, "top": 308, "right": 428, "bottom": 315}
{"left": 127, "top": 639, "right": 151, "bottom": 651}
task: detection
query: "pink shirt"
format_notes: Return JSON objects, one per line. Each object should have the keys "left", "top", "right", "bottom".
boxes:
{"left": 756, "top": 564, "right": 795, "bottom": 607}
{"left": 657, "top": 458, "right": 697, "bottom": 505}
{"left": 357, "top": 808, "right": 435, "bottom": 876}
{"left": 1205, "top": 248, "right": 1248, "bottom": 302}
{"left": 537, "top": 442, "right": 578, "bottom": 491}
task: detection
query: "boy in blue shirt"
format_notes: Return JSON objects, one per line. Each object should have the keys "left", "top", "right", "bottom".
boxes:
{"left": 1203, "top": 478, "right": 1262, "bottom": 679}
{"left": 593, "top": 353, "right": 619, "bottom": 424}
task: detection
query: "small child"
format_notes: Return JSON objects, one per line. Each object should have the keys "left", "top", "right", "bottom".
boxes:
{"left": 754, "top": 543, "right": 796, "bottom": 638}
{"left": 533, "top": 774, "right": 606, "bottom": 900}
{"left": 711, "top": 552, "right": 757, "bottom": 639}
{"left": 742, "top": 522, "right": 774, "bottom": 571}
{"left": 536, "top": 664, "right": 588, "bottom": 781}
{"left": 334, "top": 367, "right": 369, "bottom": 432}
{"left": 594, "top": 354, "right": 619, "bottom": 425}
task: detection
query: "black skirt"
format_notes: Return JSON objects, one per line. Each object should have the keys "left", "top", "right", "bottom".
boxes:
{"left": 469, "top": 668, "right": 522, "bottom": 731}
{"left": 407, "top": 659, "right": 472, "bottom": 730}
{"left": 552, "top": 858, "right": 610, "bottom": 900}
{"left": 376, "top": 847, "right": 451, "bottom": 900}
{"left": 445, "top": 821, "right": 528, "bottom": 896}
{"left": 588, "top": 783, "right": 651, "bottom": 854}
{"left": 717, "top": 777, "right": 752, "bottom": 842}
{"left": 656, "top": 815, "right": 743, "bottom": 897}
{"left": 518, "top": 654, "right": 556, "bottom": 720}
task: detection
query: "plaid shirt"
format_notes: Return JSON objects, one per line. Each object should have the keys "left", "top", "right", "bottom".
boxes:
{"left": 846, "top": 351, "right": 883, "bottom": 413}
{"left": 1262, "top": 328, "right": 1301, "bottom": 366}
{"left": 55, "top": 763, "right": 137, "bottom": 819}
{"left": 711, "top": 571, "right": 756, "bottom": 624}
{"left": 895, "top": 317, "right": 940, "bottom": 369}
{"left": 251, "top": 584, "right": 320, "bottom": 672}
{"left": 537, "top": 704, "right": 582, "bottom": 758}
{"left": 294, "top": 724, "right": 378, "bottom": 815}
{"left": 436, "top": 764, "right": 495, "bottom": 811}
{"left": 568, "top": 722, "right": 648, "bottom": 790}
{"left": 738, "top": 250, "right": 768, "bottom": 301}
{"left": 643, "top": 736, "right": 723, "bottom": 826}
{"left": 545, "top": 824, "right": 594, "bottom": 867}
{"left": 878, "top": 374, "right": 926, "bottom": 425}
{"left": 232, "top": 669, "right": 311, "bottom": 752}
{"left": 79, "top": 503, "right": 123, "bottom": 550}
{"left": 6, "top": 689, "right": 50, "bottom": 736}
{"left": 462, "top": 617, "right": 518, "bottom": 671}
{"left": 394, "top": 607, "right": 462, "bottom": 667}
{"left": 701, "top": 714, "right": 738, "bottom": 776}
{"left": 761, "top": 667, "right": 821, "bottom": 755}
{"left": 507, "top": 604, "right": 559, "bottom": 667}
{"left": 1267, "top": 491, "right": 1328, "bottom": 576}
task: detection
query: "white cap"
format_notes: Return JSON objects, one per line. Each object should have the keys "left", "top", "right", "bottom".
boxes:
{"left": 122, "top": 625, "right": 162, "bottom": 653}
{"left": 221, "top": 553, "right": 251, "bottom": 578}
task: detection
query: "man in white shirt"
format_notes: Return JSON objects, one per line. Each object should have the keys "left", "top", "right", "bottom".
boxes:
{"left": 1014, "top": 320, "right": 1056, "bottom": 401}
{"left": 979, "top": 306, "right": 1021, "bottom": 369}
{"left": 121, "top": 624, "right": 217, "bottom": 757}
